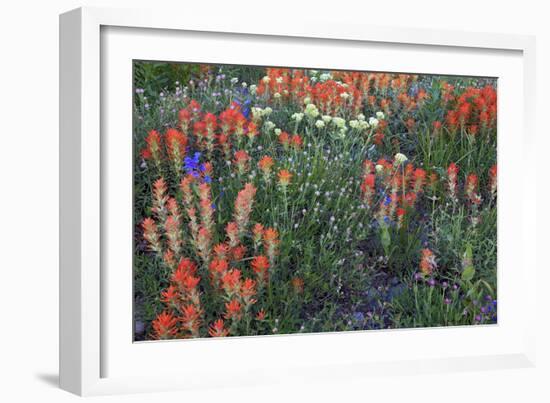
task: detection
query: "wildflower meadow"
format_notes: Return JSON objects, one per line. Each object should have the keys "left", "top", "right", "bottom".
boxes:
{"left": 133, "top": 62, "right": 497, "bottom": 341}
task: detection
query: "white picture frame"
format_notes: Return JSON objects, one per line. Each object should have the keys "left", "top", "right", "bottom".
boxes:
{"left": 60, "top": 6, "right": 537, "bottom": 396}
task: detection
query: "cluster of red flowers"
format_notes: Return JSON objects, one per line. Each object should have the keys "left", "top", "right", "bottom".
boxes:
{"left": 445, "top": 162, "right": 497, "bottom": 206}
{"left": 256, "top": 70, "right": 426, "bottom": 120}
{"left": 141, "top": 128, "right": 188, "bottom": 174}
{"left": 255, "top": 68, "right": 310, "bottom": 103}
{"left": 151, "top": 258, "right": 203, "bottom": 339}
{"left": 143, "top": 98, "right": 265, "bottom": 174}
{"left": 445, "top": 85, "right": 497, "bottom": 134}
{"left": 278, "top": 132, "right": 303, "bottom": 151}
{"left": 143, "top": 169, "right": 281, "bottom": 338}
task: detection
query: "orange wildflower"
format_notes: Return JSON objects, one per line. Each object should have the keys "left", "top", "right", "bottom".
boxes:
{"left": 291, "top": 134, "right": 303, "bottom": 150}
{"left": 291, "top": 277, "right": 304, "bottom": 294}
{"left": 224, "top": 299, "right": 243, "bottom": 321}
{"left": 251, "top": 255, "right": 270, "bottom": 285}
{"left": 420, "top": 248, "right": 437, "bottom": 276}
{"left": 151, "top": 311, "right": 178, "bottom": 340}
{"left": 234, "top": 150, "right": 250, "bottom": 174}
{"left": 256, "top": 309, "right": 266, "bottom": 321}
{"left": 278, "top": 169, "right": 293, "bottom": 187}
{"left": 208, "top": 319, "right": 229, "bottom": 337}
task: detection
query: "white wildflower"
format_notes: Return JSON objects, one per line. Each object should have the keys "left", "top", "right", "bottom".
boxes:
{"left": 376, "top": 111, "right": 385, "bottom": 120}
{"left": 332, "top": 117, "right": 346, "bottom": 128}
{"left": 320, "top": 73, "right": 332, "bottom": 82}
{"left": 315, "top": 120, "right": 325, "bottom": 129}
{"left": 291, "top": 112, "right": 304, "bottom": 122}
{"left": 394, "top": 153, "right": 408, "bottom": 164}
{"left": 304, "top": 103, "right": 320, "bottom": 119}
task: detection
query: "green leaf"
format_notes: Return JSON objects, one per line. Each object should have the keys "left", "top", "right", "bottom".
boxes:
{"left": 380, "top": 225, "right": 391, "bottom": 256}
{"left": 461, "top": 244, "right": 475, "bottom": 282}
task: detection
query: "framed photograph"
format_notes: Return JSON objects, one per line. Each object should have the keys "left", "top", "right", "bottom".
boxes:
{"left": 60, "top": 6, "right": 537, "bottom": 396}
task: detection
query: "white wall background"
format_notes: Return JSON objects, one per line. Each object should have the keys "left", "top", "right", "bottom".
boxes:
{"left": 0, "top": 0, "right": 548, "bottom": 401}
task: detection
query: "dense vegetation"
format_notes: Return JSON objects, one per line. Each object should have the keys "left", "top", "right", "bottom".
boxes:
{"left": 133, "top": 63, "right": 497, "bottom": 340}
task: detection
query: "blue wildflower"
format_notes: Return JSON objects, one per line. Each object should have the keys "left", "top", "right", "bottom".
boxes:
{"left": 234, "top": 97, "right": 251, "bottom": 119}
{"left": 204, "top": 175, "right": 212, "bottom": 184}
{"left": 384, "top": 195, "right": 391, "bottom": 206}
{"left": 183, "top": 152, "right": 202, "bottom": 175}
{"left": 383, "top": 216, "right": 390, "bottom": 224}
{"left": 353, "top": 312, "right": 365, "bottom": 322}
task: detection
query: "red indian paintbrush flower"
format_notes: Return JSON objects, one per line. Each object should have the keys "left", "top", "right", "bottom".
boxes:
{"left": 231, "top": 245, "right": 247, "bottom": 261}
{"left": 412, "top": 168, "right": 426, "bottom": 193}
{"left": 196, "top": 226, "right": 212, "bottom": 263}
{"left": 278, "top": 131, "right": 290, "bottom": 149}
{"left": 225, "top": 221, "right": 239, "bottom": 248}
{"left": 142, "top": 130, "right": 163, "bottom": 164}
{"left": 291, "top": 134, "right": 303, "bottom": 150}
{"left": 161, "top": 285, "right": 179, "bottom": 306}
{"left": 164, "top": 215, "right": 182, "bottom": 256}
{"left": 360, "top": 174, "right": 375, "bottom": 208}
{"left": 420, "top": 248, "right": 437, "bottom": 276}
{"left": 163, "top": 250, "right": 176, "bottom": 270}
{"left": 258, "top": 155, "right": 275, "bottom": 181}
{"left": 180, "top": 304, "right": 201, "bottom": 337}
{"left": 263, "top": 228, "right": 279, "bottom": 266}
{"left": 151, "top": 311, "right": 178, "bottom": 340}
{"left": 291, "top": 277, "right": 304, "bottom": 294}
{"left": 222, "top": 269, "right": 242, "bottom": 297}
{"left": 142, "top": 217, "right": 162, "bottom": 254}
{"left": 465, "top": 173, "right": 482, "bottom": 205}
{"left": 171, "top": 258, "right": 201, "bottom": 306}
{"left": 224, "top": 299, "right": 243, "bottom": 321}
{"left": 234, "top": 183, "right": 257, "bottom": 237}
{"left": 234, "top": 150, "right": 250, "bottom": 174}
{"left": 165, "top": 128, "right": 188, "bottom": 172}
{"left": 251, "top": 255, "right": 270, "bottom": 286}
{"left": 209, "top": 258, "right": 229, "bottom": 289}
{"left": 252, "top": 223, "right": 264, "bottom": 248}
{"left": 240, "top": 278, "right": 257, "bottom": 306}
{"left": 208, "top": 319, "right": 229, "bottom": 337}
{"left": 179, "top": 174, "right": 195, "bottom": 208}
{"left": 213, "top": 242, "right": 231, "bottom": 260}
{"left": 256, "top": 309, "right": 266, "bottom": 321}
{"left": 246, "top": 122, "right": 258, "bottom": 140}
{"left": 152, "top": 177, "right": 168, "bottom": 221}
{"left": 277, "top": 169, "right": 293, "bottom": 188}
{"left": 447, "top": 162, "right": 459, "bottom": 202}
